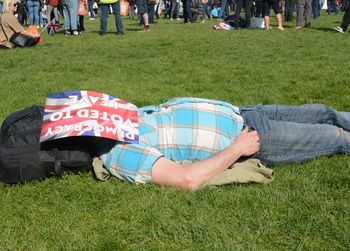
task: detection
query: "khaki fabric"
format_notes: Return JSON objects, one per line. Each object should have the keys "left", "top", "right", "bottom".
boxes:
{"left": 205, "top": 159, "right": 274, "bottom": 186}
{"left": 93, "top": 157, "right": 110, "bottom": 181}
{"left": 0, "top": 13, "right": 24, "bottom": 48}
{"left": 93, "top": 156, "right": 274, "bottom": 186}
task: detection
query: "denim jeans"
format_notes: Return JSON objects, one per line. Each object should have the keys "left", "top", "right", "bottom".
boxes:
{"left": 0, "top": 2, "right": 3, "bottom": 16}
{"left": 27, "top": 0, "right": 40, "bottom": 25}
{"left": 312, "top": 0, "right": 320, "bottom": 18}
{"left": 88, "top": 0, "right": 95, "bottom": 18}
{"left": 241, "top": 104, "right": 350, "bottom": 165}
{"left": 183, "top": 0, "right": 193, "bottom": 23}
{"left": 100, "top": 2, "right": 124, "bottom": 34}
{"left": 63, "top": 0, "right": 78, "bottom": 31}
{"left": 148, "top": 4, "right": 155, "bottom": 24}
{"left": 218, "top": 0, "right": 227, "bottom": 18}
{"left": 327, "top": 0, "right": 339, "bottom": 15}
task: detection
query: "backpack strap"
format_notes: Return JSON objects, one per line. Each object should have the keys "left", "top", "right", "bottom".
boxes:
{"left": 51, "top": 148, "right": 63, "bottom": 177}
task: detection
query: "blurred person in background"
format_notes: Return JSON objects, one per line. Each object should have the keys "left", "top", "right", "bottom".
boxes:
{"left": 334, "top": 0, "right": 350, "bottom": 33}
{"left": 0, "top": 0, "right": 40, "bottom": 48}
{"left": 27, "top": 0, "right": 41, "bottom": 27}
{"left": 62, "top": 0, "right": 79, "bottom": 35}
{"left": 99, "top": 0, "right": 124, "bottom": 35}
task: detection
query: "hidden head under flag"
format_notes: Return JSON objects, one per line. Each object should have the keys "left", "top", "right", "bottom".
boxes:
{"left": 40, "top": 91, "right": 139, "bottom": 143}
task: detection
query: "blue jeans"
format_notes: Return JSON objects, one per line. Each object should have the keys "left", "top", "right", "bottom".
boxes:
{"left": 327, "top": 0, "right": 339, "bottom": 15}
{"left": 0, "top": 2, "right": 3, "bottom": 16}
{"left": 27, "top": 0, "right": 40, "bottom": 25}
{"left": 88, "top": 0, "right": 95, "bottom": 18}
{"left": 312, "top": 0, "right": 320, "bottom": 18}
{"left": 218, "top": 0, "right": 227, "bottom": 18}
{"left": 100, "top": 2, "right": 124, "bottom": 34}
{"left": 241, "top": 105, "right": 350, "bottom": 165}
{"left": 148, "top": 4, "right": 155, "bottom": 24}
{"left": 63, "top": 0, "right": 78, "bottom": 31}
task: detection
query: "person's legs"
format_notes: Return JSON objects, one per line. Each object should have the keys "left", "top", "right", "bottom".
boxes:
{"left": 241, "top": 107, "right": 350, "bottom": 165}
{"left": 184, "top": 0, "right": 193, "bottom": 23}
{"left": 304, "top": 0, "right": 312, "bottom": 26}
{"left": 234, "top": 0, "right": 243, "bottom": 27}
{"left": 47, "top": 5, "right": 53, "bottom": 23}
{"left": 148, "top": 4, "right": 155, "bottom": 23}
{"left": 218, "top": 0, "right": 227, "bottom": 19}
{"left": 262, "top": 0, "right": 270, "bottom": 29}
{"left": 244, "top": 0, "right": 252, "bottom": 27}
{"left": 27, "top": 0, "right": 35, "bottom": 25}
{"left": 68, "top": 0, "right": 78, "bottom": 31}
{"left": 88, "top": 0, "right": 95, "bottom": 18}
{"left": 243, "top": 104, "right": 350, "bottom": 131}
{"left": 99, "top": 4, "right": 109, "bottom": 34}
{"left": 170, "top": 0, "right": 176, "bottom": 19}
{"left": 340, "top": 4, "right": 350, "bottom": 31}
{"left": 32, "top": 1, "right": 40, "bottom": 25}
{"left": 296, "top": 0, "right": 305, "bottom": 26}
{"left": 111, "top": 1, "right": 124, "bottom": 34}
{"left": 63, "top": 2, "right": 71, "bottom": 31}
{"left": 53, "top": 7, "right": 59, "bottom": 21}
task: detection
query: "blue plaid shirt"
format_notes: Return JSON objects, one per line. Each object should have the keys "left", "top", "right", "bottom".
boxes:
{"left": 100, "top": 97, "right": 244, "bottom": 184}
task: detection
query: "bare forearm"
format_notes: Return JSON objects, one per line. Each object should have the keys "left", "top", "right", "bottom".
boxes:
{"left": 152, "top": 128, "right": 260, "bottom": 190}
{"left": 183, "top": 143, "right": 243, "bottom": 189}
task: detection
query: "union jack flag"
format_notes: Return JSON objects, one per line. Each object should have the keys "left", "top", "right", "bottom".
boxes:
{"left": 40, "top": 91, "right": 139, "bottom": 143}
{"left": 47, "top": 20, "right": 63, "bottom": 36}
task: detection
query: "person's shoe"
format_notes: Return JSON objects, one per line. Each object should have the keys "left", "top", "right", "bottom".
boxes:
{"left": 64, "top": 30, "right": 71, "bottom": 36}
{"left": 278, "top": 26, "right": 284, "bottom": 31}
{"left": 334, "top": 26, "right": 344, "bottom": 33}
{"left": 89, "top": 17, "right": 95, "bottom": 21}
{"left": 305, "top": 23, "right": 311, "bottom": 28}
{"left": 176, "top": 18, "right": 181, "bottom": 21}
{"left": 170, "top": 18, "right": 173, "bottom": 20}
{"left": 72, "top": 30, "right": 79, "bottom": 36}
{"left": 139, "top": 26, "right": 150, "bottom": 32}
{"left": 99, "top": 32, "right": 107, "bottom": 36}
{"left": 116, "top": 32, "right": 125, "bottom": 36}
{"left": 295, "top": 25, "right": 303, "bottom": 29}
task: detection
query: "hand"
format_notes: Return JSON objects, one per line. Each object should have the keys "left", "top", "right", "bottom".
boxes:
{"left": 231, "top": 127, "right": 260, "bottom": 156}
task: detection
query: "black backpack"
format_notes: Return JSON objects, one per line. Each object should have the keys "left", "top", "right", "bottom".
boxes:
{"left": 0, "top": 105, "right": 94, "bottom": 184}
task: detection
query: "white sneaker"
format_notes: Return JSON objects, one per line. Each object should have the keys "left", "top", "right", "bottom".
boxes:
{"left": 72, "top": 31, "right": 79, "bottom": 36}
{"left": 334, "top": 26, "right": 344, "bottom": 33}
{"left": 90, "top": 17, "right": 95, "bottom": 21}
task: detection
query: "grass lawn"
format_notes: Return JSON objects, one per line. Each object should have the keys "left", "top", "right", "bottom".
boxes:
{"left": 0, "top": 11, "right": 350, "bottom": 250}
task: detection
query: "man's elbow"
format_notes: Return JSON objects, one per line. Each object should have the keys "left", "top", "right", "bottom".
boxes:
{"left": 180, "top": 172, "right": 205, "bottom": 190}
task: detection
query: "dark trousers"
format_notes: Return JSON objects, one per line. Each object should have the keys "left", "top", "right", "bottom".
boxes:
{"left": 235, "top": 0, "right": 252, "bottom": 27}
{"left": 341, "top": 4, "right": 350, "bottom": 31}
{"left": 183, "top": 0, "right": 193, "bottom": 23}
{"left": 285, "top": 0, "right": 296, "bottom": 21}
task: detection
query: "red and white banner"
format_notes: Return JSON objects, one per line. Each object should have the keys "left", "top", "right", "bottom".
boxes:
{"left": 40, "top": 91, "right": 139, "bottom": 143}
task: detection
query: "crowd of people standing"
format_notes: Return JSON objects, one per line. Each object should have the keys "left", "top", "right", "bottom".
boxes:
{"left": 0, "top": 0, "right": 349, "bottom": 48}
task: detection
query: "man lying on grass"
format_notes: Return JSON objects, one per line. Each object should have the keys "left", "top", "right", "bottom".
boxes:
{"left": 97, "top": 97, "right": 350, "bottom": 189}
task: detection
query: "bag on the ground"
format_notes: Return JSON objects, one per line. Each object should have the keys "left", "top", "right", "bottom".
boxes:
{"left": 0, "top": 105, "right": 94, "bottom": 184}
{"left": 250, "top": 17, "right": 265, "bottom": 29}
{"left": 9, "top": 33, "right": 36, "bottom": 47}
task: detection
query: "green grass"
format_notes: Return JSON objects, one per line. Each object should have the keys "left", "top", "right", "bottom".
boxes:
{"left": 1, "top": 11, "right": 350, "bottom": 250}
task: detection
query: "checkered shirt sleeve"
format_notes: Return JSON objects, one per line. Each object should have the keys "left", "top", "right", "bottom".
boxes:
{"left": 100, "top": 142, "right": 163, "bottom": 184}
